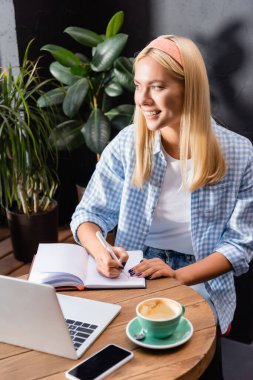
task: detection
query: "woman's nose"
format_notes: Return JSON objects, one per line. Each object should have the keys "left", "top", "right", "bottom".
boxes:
{"left": 135, "top": 89, "right": 153, "bottom": 105}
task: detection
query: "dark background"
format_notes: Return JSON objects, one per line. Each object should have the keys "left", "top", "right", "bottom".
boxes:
{"left": 12, "top": 0, "right": 253, "bottom": 224}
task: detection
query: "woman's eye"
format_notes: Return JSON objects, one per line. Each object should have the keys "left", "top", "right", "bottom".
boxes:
{"left": 151, "top": 85, "right": 163, "bottom": 90}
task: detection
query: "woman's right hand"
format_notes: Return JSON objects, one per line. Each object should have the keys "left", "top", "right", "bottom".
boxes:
{"left": 95, "top": 246, "right": 129, "bottom": 278}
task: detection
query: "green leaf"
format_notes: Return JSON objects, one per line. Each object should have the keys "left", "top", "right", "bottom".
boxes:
{"left": 70, "top": 64, "right": 90, "bottom": 77}
{"left": 105, "top": 104, "right": 135, "bottom": 121}
{"left": 92, "top": 46, "right": 96, "bottom": 57}
{"left": 114, "top": 56, "right": 133, "bottom": 72}
{"left": 91, "top": 34, "right": 128, "bottom": 72}
{"left": 105, "top": 104, "right": 135, "bottom": 120}
{"left": 50, "top": 120, "right": 85, "bottom": 151}
{"left": 41, "top": 44, "right": 81, "bottom": 67}
{"left": 105, "top": 104, "right": 135, "bottom": 130}
{"left": 106, "top": 11, "right": 124, "bottom": 38}
{"left": 64, "top": 27, "right": 103, "bottom": 47}
{"left": 37, "top": 87, "right": 66, "bottom": 107}
{"left": 113, "top": 57, "right": 134, "bottom": 92}
{"left": 49, "top": 62, "right": 80, "bottom": 85}
{"left": 110, "top": 115, "right": 130, "bottom": 131}
{"left": 105, "top": 81, "right": 124, "bottom": 97}
{"left": 82, "top": 108, "right": 111, "bottom": 154}
{"left": 75, "top": 53, "right": 89, "bottom": 63}
{"left": 63, "top": 78, "right": 89, "bottom": 118}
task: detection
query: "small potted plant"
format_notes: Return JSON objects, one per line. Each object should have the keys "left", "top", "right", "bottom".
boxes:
{"left": 0, "top": 40, "right": 59, "bottom": 262}
{"left": 37, "top": 11, "right": 135, "bottom": 197}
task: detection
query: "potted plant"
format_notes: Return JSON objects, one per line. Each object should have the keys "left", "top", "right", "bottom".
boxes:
{"left": 37, "top": 11, "right": 135, "bottom": 198}
{"left": 0, "top": 40, "right": 59, "bottom": 262}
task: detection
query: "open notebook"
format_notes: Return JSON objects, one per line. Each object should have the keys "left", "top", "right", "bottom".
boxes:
{"left": 28, "top": 243, "right": 146, "bottom": 290}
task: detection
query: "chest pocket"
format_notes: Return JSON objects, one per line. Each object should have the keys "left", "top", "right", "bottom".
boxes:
{"left": 198, "top": 182, "right": 233, "bottom": 220}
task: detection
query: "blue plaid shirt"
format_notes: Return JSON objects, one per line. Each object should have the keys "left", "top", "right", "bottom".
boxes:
{"left": 71, "top": 120, "right": 253, "bottom": 333}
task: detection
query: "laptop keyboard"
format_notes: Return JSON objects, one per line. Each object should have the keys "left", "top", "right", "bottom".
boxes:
{"left": 65, "top": 319, "right": 98, "bottom": 350}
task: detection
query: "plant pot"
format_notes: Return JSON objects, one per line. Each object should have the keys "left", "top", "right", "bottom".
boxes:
{"left": 6, "top": 200, "right": 58, "bottom": 263}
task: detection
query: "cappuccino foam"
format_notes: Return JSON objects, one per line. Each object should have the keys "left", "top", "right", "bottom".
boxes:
{"left": 139, "top": 299, "right": 176, "bottom": 320}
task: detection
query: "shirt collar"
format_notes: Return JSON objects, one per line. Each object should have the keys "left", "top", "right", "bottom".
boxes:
{"left": 153, "top": 131, "right": 163, "bottom": 155}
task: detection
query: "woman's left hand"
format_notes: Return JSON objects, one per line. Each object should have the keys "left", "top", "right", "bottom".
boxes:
{"left": 129, "top": 258, "right": 175, "bottom": 279}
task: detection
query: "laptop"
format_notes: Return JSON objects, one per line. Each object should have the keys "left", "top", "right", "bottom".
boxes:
{"left": 0, "top": 275, "right": 121, "bottom": 359}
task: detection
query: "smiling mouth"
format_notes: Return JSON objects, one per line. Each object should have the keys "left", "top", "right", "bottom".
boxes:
{"left": 144, "top": 111, "right": 160, "bottom": 116}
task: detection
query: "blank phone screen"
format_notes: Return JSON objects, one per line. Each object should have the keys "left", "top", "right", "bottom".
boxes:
{"left": 68, "top": 345, "right": 131, "bottom": 380}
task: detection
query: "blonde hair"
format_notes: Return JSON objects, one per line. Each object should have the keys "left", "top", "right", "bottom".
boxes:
{"left": 132, "top": 35, "right": 226, "bottom": 191}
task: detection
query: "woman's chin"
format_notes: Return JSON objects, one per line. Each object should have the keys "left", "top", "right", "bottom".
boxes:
{"left": 146, "top": 122, "right": 162, "bottom": 132}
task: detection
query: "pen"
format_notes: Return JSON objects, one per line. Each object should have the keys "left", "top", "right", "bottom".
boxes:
{"left": 96, "top": 231, "right": 129, "bottom": 279}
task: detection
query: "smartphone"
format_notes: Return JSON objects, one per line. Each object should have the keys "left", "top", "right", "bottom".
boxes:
{"left": 65, "top": 344, "right": 134, "bottom": 380}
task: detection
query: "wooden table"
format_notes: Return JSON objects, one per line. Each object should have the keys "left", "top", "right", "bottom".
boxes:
{"left": 0, "top": 276, "right": 216, "bottom": 380}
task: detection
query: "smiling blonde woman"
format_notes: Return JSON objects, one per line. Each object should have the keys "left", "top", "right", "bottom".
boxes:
{"left": 71, "top": 35, "right": 253, "bottom": 348}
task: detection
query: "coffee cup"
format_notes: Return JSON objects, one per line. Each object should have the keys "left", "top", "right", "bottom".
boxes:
{"left": 136, "top": 298, "right": 185, "bottom": 339}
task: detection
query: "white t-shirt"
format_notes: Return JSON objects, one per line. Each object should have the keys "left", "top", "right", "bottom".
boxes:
{"left": 145, "top": 151, "right": 194, "bottom": 254}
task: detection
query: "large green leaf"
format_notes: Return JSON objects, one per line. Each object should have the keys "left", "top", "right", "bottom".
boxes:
{"left": 37, "top": 87, "right": 66, "bottom": 108}
{"left": 82, "top": 108, "right": 111, "bottom": 154}
{"left": 105, "top": 104, "right": 135, "bottom": 120}
{"left": 91, "top": 34, "right": 128, "bottom": 72}
{"left": 63, "top": 78, "right": 89, "bottom": 118}
{"left": 91, "top": 46, "right": 96, "bottom": 57}
{"left": 50, "top": 62, "right": 81, "bottom": 85}
{"left": 41, "top": 44, "right": 81, "bottom": 67}
{"left": 105, "top": 81, "right": 124, "bottom": 97}
{"left": 114, "top": 56, "right": 133, "bottom": 73}
{"left": 106, "top": 11, "right": 124, "bottom": 38}
{"left": 105, "top": 104, "right": 134, "bottom": 131}
{"left": 64, "top": 27, "right": 103, "bottom": 47}
{"left": 50, "top": 120, "right": 85, "bottom": 150}
{"left": 70, "top": 65, "right": 90, "bottom": 77}
{"left": 113, "top": 57, "right": 134, "bottom": 92}
{"left": 105, "top": 104, "right": 135, "bottom": 131}
{"left": 75, "top": 53, "right": 89, "bottom": 63}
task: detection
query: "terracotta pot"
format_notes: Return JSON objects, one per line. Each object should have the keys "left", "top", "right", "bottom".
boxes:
{"left": 6, "top": 200, "right": 58, "bottom": 263}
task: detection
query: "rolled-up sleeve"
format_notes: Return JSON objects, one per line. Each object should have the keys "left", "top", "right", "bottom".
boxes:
{"left": 214, "top": 143, "right": 253, "bottom": 276}
{"left": 70, "top": 131, "right": 125, "bottom": 244}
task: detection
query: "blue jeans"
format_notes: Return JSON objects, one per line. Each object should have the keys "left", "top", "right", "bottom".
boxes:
{"left": 144, "top": 246, "right": 196, "bottom": 268}
{"left": 143, "top": 246, "right": 217, "bottom": 321}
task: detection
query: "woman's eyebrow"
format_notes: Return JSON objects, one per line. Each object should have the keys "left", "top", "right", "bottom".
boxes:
{"left": 134, "top": 79, "right": 165, "bottom": 84}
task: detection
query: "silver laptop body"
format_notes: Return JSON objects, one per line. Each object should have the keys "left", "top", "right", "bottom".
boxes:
{"left": 0, "top": 275, "right": 121, "bottom": 359}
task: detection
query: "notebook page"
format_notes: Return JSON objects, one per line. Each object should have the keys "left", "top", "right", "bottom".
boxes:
{"left": 29, "top": 243, "right": 88, "bottom": 285}
{"left": 85, "top": 250, "right": 145, "bottom": 288}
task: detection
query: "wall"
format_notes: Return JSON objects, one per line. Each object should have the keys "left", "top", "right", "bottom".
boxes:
{"left": 0, "top": 0, "right": 19, "bottom": 70}
{"left": 149, "top": 0, "right": 253, "bottom": 142}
